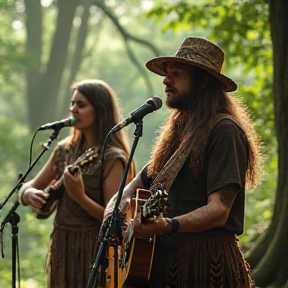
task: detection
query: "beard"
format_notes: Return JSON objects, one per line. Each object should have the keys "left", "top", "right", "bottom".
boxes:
{"left": 166, "top": 85, "right": 198, "bottom": 110}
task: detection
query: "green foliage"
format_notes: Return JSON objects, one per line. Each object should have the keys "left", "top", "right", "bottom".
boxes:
{"left": 0, "top": 0, "right": 278, "bottom": 286}
{"left": 146, "top": 0, "right": 275, "bottom": 251}
{"left": 0, "top": 2, "right": 168, "bottom": 286}
{"left": 0, "top": 0, "right": 8, "bottom": 6}
{"left": 242, "top": 150, "right": 277, "bottom": 252}
{"left": 0, "top": 1, "right": 26, "bottom": 81}
{"left": 0, "top": 113, "right": 55, "bottom": 288}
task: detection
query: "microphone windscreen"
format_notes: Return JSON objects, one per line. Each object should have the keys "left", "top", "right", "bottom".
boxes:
{"left": 149, "top": 96, "right": 162, "bottom": 110}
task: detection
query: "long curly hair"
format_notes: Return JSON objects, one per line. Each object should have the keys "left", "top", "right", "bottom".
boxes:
{"left": 147, "top": 67, "right": 263, "bottom": 188}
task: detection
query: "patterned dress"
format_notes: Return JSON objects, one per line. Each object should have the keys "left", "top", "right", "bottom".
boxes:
{"left": 45, "top": 138, "right": 127, "bottom": 288}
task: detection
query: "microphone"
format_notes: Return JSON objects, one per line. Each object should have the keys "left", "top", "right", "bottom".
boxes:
{"left": 39, "top": 116, "right": 77, "bottom": 131}
{"left": 110, "top": 96, "right": 162, "bottom": 132}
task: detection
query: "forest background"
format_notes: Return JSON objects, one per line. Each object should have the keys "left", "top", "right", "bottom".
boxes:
{"left": 0, "top": 0, "right": 285, "bottom": 287}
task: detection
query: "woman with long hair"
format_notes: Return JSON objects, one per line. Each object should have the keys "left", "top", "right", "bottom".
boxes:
{"left": 20, "top": 79, "right": 134, "bottom": 288}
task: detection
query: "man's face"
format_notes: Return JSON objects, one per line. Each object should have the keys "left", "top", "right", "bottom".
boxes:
{"left": 163, "top": 62, "right": 195, "bottom": 109}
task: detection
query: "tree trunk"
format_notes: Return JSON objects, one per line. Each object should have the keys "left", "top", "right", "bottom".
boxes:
{"left": 25, "top": 0, "right": 42, "bottom": 128}
{"left": 245, "top": 1, "right": 288, "bottom": 287}
{"left": 58, "top": 0, "right": 93, "bottom": 117}
{"left": 24, "top": 0, "right": 159, "bottom": 130}
{"left": 25, "top": 0, "right": 79, "bottom": 129}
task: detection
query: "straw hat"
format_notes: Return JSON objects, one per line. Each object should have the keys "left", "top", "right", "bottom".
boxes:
{"left": 146, "top": 37, "right": 237, "bottom": 92}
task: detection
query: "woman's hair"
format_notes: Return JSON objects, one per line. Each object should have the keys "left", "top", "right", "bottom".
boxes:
{"left": 70, "top": 79, "right": 135, "bottom": 181}
{"left": 148, "top": 67, "right": 263, "bottom": 188}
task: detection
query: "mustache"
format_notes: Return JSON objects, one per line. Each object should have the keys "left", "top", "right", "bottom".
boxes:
{"left": 165, "top": 86, "right": 176, "bottom": 93}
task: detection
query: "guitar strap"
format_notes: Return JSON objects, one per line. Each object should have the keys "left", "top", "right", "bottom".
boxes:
{"left": 149, "top": 114, "right": 239, "bottom": 193}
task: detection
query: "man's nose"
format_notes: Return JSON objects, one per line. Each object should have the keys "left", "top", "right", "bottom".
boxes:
{"left": 163, "top": 75, "right": 172, "bottom": 85}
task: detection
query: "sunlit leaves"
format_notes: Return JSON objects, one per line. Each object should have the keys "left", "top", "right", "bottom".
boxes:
{"left": 146, "top": 0, "right": 273, "bottom": 145}
{"left": 0, "top": 2, "right": 26, "bottom": 80}
{"left": 146, "top": 0, "right": 275, "bottom": 251}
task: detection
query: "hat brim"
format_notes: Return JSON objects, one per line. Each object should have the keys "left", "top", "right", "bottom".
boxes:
{"left": 146, "top": 56, "right": 237, "bottom": 92}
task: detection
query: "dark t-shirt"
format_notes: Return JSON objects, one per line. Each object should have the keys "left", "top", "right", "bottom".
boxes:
{"left": 141, "top": 119, "right": 249, "bottom": 247}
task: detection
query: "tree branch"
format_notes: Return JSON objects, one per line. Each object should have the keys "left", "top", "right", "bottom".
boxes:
{"left": 94, "top": 0, "right": 161, "bottom": 96}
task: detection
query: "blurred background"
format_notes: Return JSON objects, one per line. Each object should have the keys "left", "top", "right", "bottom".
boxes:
{"left": 0, "top": 0, "right": 279, "bottom": 287}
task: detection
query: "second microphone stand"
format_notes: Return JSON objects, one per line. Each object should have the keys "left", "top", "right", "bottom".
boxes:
{"left": 88, "top": 120, "right": 143, "bottom": 288}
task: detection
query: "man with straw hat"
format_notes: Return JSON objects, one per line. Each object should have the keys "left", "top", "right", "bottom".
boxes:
{"left": 105, "top": 37, "right": 263, "bottom": 287}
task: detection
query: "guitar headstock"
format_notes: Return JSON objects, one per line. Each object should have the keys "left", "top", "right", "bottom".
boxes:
{"left": 74, "top": 147, "right": 100, "bottom": 170}
{"left": 142, "top": 189, "right": 169, "bottom": 221}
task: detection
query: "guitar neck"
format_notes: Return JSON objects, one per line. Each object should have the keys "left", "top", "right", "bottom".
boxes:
{"left": 43, "top": 164, "right": 75, "bottom": 196}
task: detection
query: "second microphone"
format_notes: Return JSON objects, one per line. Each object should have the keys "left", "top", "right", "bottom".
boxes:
{"left": 110, "top": 96, "right": 162, "bottom": 132}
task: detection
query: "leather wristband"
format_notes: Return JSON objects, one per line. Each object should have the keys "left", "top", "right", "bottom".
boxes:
{"left": 170, "top": 218, "right": 180, "bottom": 234}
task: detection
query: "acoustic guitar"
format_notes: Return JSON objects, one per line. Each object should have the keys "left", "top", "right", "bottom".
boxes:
{"left": 37, "top": 147, "right": 100, "bottom": 219}
{"left": 105, "top": 188, "right": 168, "bottom": 288}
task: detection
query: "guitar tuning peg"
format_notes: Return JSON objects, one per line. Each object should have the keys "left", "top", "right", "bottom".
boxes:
{"left": 156, "top": 183, "right": 164, "bottom": 191}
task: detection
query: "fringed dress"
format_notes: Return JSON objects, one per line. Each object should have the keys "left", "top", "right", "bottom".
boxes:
{"left": 45, "top": 138, "right": 127, "bottom": 288}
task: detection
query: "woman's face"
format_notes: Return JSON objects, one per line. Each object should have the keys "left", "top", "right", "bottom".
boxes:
{"left": 70, "top": 90, "right": 96, "bottom": 132}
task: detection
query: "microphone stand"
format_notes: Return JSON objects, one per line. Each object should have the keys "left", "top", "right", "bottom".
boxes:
{"left": 0, "top": 129, "right": 60, "bottom": 288}
{"left": 88, "top": 120, "right": 143, "bottom": 288}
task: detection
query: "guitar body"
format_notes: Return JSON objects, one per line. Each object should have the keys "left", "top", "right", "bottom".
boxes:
{"left": 36, "top": 184, "right": 65, "bottom": 219}
{"left": 124, "top": 189, "right": 155, "bottom": 287}
{"left": 105, "top": 238, "right": 154, "bottom": 288}
{"left": 125, "top": 235, "right": 155, "bottom": 287}
{"left": 37, "top": 147, "right": 99, "bottom": 219}
{"left": 105, "top": 189, "right": 168, "bottom": 288}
